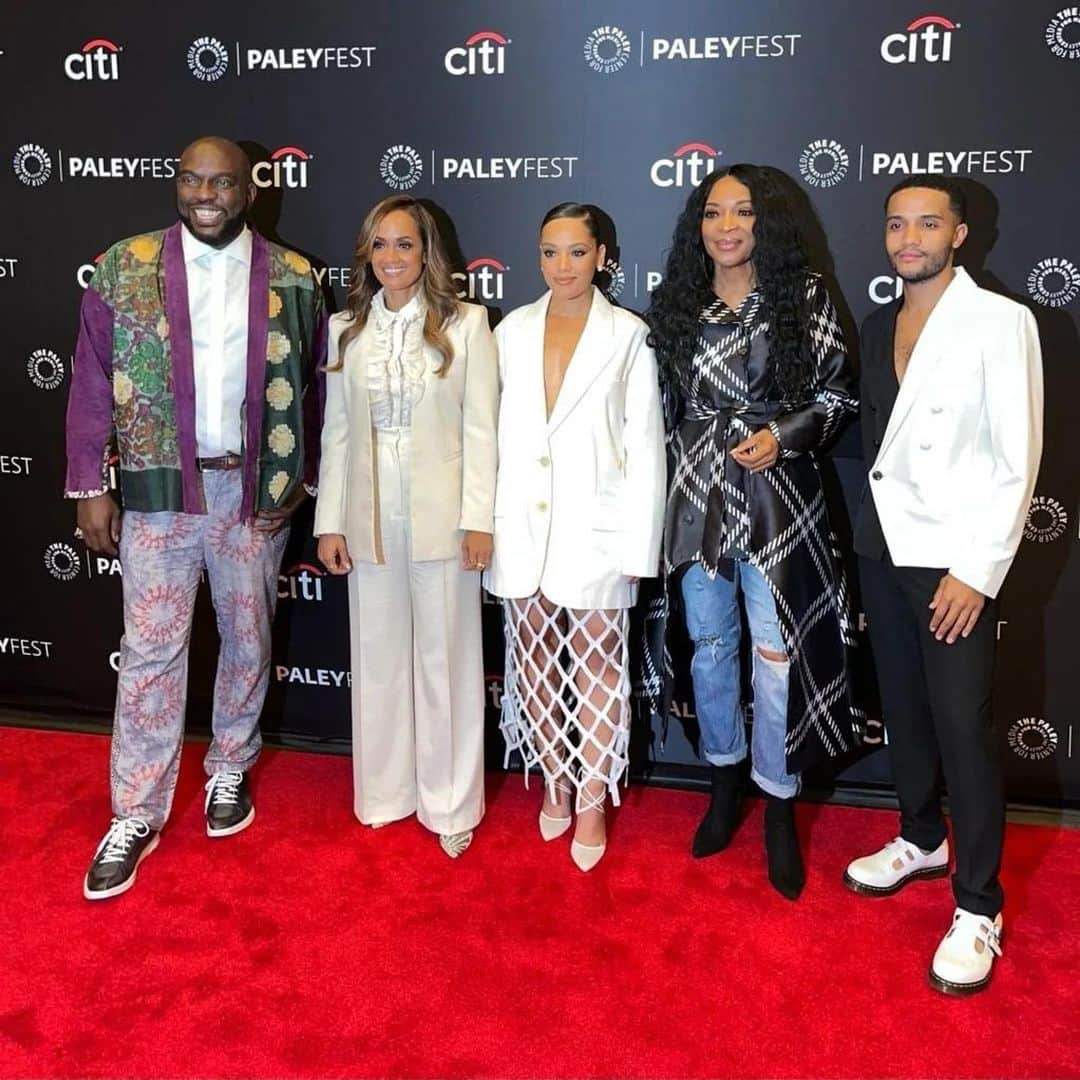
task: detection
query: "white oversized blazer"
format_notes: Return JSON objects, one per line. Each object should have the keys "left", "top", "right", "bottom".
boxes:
{"left": 484, "top": 287, "right": 665, "bottom": 610}
{"left": 313, "top": 300, "right": 498, "bottom": 564}
{"left": 867, "top": 268, "right": 1043, "bottom": 597}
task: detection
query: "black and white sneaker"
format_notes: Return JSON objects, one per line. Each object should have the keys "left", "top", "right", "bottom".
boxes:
{"left": 205, "top": 770, "right": 255, "bottom": 837}
{"left": 83, "top": 817, "right": 159, "bottom": 900}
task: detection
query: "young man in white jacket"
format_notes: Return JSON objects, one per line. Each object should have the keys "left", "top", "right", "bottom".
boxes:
{"left": 846, "top": 175, "right": 1043, "bottom": 995}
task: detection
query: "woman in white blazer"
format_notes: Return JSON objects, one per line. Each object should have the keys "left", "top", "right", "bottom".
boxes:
{"left": 484, "top": 203, "right": 665, "bottom": 871}
{"left": 315, "top": 196, "right": 498, "bottom": 858}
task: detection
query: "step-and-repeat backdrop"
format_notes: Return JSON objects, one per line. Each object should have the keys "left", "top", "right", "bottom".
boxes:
{"left": 2, "top": 1, "right": 1078, "bottom": 805}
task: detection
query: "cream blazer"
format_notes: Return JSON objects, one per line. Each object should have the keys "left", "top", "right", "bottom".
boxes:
{"left": 314, "top": 300, "right": 498, "bottom": 564}
{"left": 483, "top": 287, "right": 665, "bottom": 609}
{"left": 868, "top": 268, "right": 1043, "bottom": 597}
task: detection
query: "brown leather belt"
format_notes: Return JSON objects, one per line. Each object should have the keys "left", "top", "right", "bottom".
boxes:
{"left": 196, "top": 454, "right": 243, "bottom": 471}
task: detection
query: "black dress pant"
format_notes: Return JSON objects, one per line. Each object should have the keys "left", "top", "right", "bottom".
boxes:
{"left": 858, "top": 554, "right": 1004, "bottom": 917}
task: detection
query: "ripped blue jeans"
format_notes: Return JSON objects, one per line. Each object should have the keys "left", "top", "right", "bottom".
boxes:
{"left": 680, "top": 560, "right": 798, "bottom": 798}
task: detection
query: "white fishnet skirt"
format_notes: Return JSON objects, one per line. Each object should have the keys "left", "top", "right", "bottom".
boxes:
{"left": 500, "top": 593, "right": 630, "bottom": 812}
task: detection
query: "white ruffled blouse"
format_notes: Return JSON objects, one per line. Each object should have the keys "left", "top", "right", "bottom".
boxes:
{"left": 367, "top": 290, "right": 427, "bottom": 431}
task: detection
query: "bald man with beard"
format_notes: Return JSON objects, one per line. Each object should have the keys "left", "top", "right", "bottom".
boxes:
{"left": 66, "top": 137, "right": 326, "bottom": 899}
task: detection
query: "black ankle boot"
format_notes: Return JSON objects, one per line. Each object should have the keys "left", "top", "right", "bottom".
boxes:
{"left": 764, "top": 796, "right": 805, "bottom": 900}
{"left": 691, "top": 764, "right": 741, "bottom": 858}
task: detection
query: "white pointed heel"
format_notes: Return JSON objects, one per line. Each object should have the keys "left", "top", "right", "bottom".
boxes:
{"left": 570, "top": 838, "right": 606, "bottom": 872}
{"left": 538, "top": 779, "right": 573, "bottom": 842}
{"left": 570, "top": 777, "right": 608, "bottom": 871}
{"left": 539, "top": 810, "right": 572, "bottom": 841}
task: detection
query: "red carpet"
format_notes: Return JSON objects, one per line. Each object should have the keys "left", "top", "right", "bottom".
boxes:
{"left": 0, "top": 726, "right": 1077, "bottom": 1079}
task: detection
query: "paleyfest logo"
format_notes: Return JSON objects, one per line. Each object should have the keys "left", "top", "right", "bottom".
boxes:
{"left": 1046, "top": 8, "right": 1080, "bottom": 59}
{"left": 44, "top": 542, "right": 80, "bottom": 582}
{"left": 1023, "top": 496, "right": 1068, "bottom": 543}
{"left": 798, "top": 139, "right": 850, "bottom": 188}
{"left": 584, "top": 26, "right": 632, "bottom": 73}
{"left": 380, "top": 144, "right": 423, "bottom": 191}
{"left": 12, "top": 143, "right": 52, "bottom": 187}
{"left": 1007, "top": 717, "right": 1059, "bottom": 761}
{"left": 187, "top": 36, "right": 229, "bottom": 81}
{"left": 1027, "top": 257, "right": 1080, "bottom": 308}
{"left": 601, "top": 258, "right": 625, "bottom": 301}
{"left": 27, "top": 348, "right": 66, "bottom": 390}
{"left": 650, "top": 141, "right": 721, "bottom": 188}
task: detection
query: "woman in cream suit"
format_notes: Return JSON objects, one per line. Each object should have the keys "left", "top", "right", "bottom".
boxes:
{"left": 484, "top": 203, "right": 665, "bottom": 871}
{"left": 315, "top": 195, "right": 498, "bottom": 858}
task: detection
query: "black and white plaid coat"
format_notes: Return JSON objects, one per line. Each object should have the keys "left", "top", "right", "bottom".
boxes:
{"left": 644, "top": 273, "right": 864, "bottom": 773}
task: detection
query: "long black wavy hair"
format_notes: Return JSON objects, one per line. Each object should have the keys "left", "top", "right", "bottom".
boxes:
{"left": 646, "top": 163, "right": 817, "bottom": 400}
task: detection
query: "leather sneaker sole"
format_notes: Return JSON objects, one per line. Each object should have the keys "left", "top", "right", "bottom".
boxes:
{"left": 842, "top": 862, "right": 948, "bottom": 897}
{"left": 927, "top": 964, "right": 994, "bottom": 996}
{"left": 206, "top": 805, "right": 255, "bottom": 838}
{"left": 83, "top": 832, "right": 160, "bottom": 901}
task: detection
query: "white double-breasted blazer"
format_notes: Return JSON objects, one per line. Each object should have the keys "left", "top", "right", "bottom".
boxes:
{"left": 861, "top": 267, "right": 1043, "bottom": 597}
{"left": 313, "top": 300, "right": 498, "bottom": 564}
{"left": 483, "top": 287, "right": 665, "bottom": 610}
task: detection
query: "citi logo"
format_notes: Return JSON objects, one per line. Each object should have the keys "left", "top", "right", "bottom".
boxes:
{"left": 278, "top": 561, "right": 325, "bottom": 601}
{"left": 880, "top": 15, "right": 958, "bottom": 64}
{"left": 650, "top": 142, "right": 721, "bottom": 188}
{"left": 1046, "top": 8, "right": 1080, "bottom": 59}
{"left": 64, "top": 38, "right": 122, "bottom": 80}
{"left": 445, "top": 30, "right": 509, "bottom": 75}
{"left": 77, "top": 252, "right": 105, "bottom": 290}
{"left": 868, "top": 275, "right": 905, "bottom": 305}
{"left": 454, "top": 257, "right": 507, "bottom": 302}
{"left": 252, "top": 146, "right": 311, "bottom": 189}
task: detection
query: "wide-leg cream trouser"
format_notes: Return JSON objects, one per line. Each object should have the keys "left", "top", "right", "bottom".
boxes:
{"left": 347, "top": 429, "right": 486, "bottom": 835}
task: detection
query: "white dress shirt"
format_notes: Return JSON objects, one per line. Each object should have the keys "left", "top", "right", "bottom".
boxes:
{"left": 181, "top": 224, "right": 252, "bottom": 457}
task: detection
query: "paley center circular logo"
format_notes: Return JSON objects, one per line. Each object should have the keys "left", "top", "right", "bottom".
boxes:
{"left": 584, "top": 25, "right": 632, "bottom": 73}
{"left": 1046, "top": 8, "right": 1080, "bottom": 59}
{"left": 380, "top": 144, "right": 423, "bottom": 190}
{"left": 600, "top": 258, "right": 625, "bottom": 301}
{"left": 44, "top": 541, "right": 81, "bottom": 582}
{"left": 27, "top": 348, "right": 66, "bottom": 390}
{"left": 1007, "top": 717, "right": 1059, "bottom": 761}
{"left": 12, "top": 143, "right": 53, "bottom": 187}
{"left": 1027, "top": 257, "right": 1080, "bottom": 308}
{"left": 187, "top": 36, "right": 229, "bottom": 81}
{"left": 798, "top": 139, "right": 850, "bottom": 188}
{"left": 1023, "top": 496, "right": 1068, "bottom": 543}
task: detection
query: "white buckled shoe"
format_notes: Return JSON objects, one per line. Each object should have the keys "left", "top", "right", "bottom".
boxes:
{"left": 843, "top": 835, "right": 949, "bottom": 896}
{"left": 929, "top": 907, "right": 1003, "bottom": 995}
